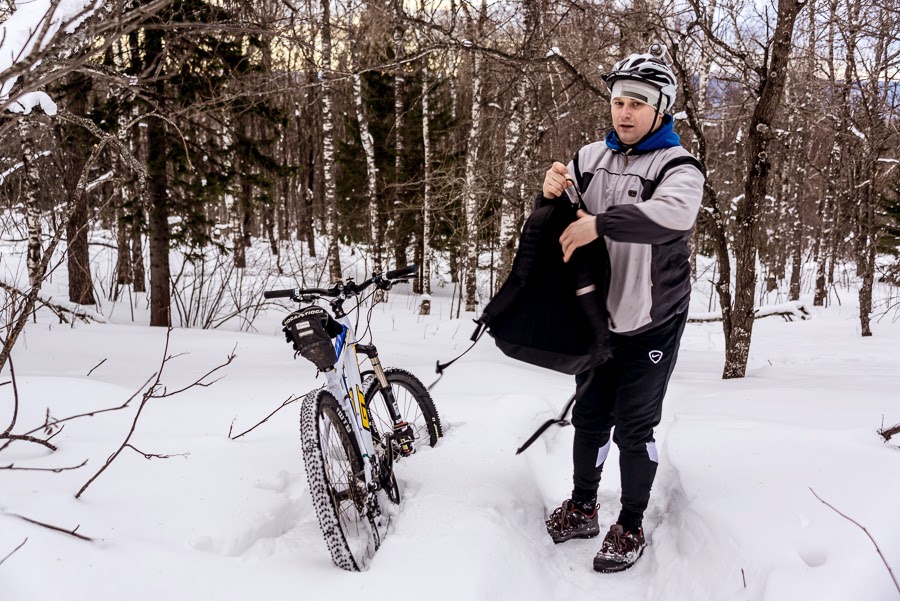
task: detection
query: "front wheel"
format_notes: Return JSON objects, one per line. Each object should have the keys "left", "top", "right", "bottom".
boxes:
{"left": 363, "top": 368, "right": 443, "bottom": 454}
{"left": 300, "top": 389, "right": 381, "bottom": 571}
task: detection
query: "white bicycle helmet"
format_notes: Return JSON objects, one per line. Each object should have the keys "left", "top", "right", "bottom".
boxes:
{"left": 602, "top": 44, "right": 677, "bottom": 113}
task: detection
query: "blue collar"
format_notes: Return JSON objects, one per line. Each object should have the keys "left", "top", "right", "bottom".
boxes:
{"left": 605, "top": 114, "right": 680, "bottom": 154}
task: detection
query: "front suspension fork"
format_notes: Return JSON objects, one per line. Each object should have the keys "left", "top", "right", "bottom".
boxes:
{"left": 356, "top": 343, "right": 415, "bottom": 455}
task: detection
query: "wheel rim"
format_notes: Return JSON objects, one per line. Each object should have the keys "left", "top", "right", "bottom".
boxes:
{"left": 318, "top": 407, "right": 374, "bottom": 566}
{"left": 369, "top": 382, "right": 434, "bottom": 451}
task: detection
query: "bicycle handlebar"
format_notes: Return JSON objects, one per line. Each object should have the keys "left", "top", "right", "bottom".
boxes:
{"left": 263, "top": 264, "right": 418, "bottom": 301}
{"left": 263, "top": 286, "right": 338, "bottom": 300}
{"left": 385, "top": 264, "right": 418, "bottom": 280}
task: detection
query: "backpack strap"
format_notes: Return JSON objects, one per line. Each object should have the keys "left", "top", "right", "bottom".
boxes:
{"left": 640, "top": 155, "right": 705, "bottom": 201}
{"left": 570, "top": 150, "right": 594, "bottom": 210}
{"left": 572, "top": 150, "right": 585, "bottom": 191}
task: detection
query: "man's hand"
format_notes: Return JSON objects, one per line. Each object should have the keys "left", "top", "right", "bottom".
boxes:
{"left": 560, "top": 209, "right": 599, "bottom": 263}
{"left": 543, "top": 162, "right": 572, "bottom": 198}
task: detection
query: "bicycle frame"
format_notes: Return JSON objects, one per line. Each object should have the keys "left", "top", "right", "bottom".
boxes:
{"left": 322, "top": 313, "right": 379, "bottom": 488}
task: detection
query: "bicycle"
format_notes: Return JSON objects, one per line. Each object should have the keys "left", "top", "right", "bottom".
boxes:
{"left": 264, "top": 264, "right": 443, "bottom": 571}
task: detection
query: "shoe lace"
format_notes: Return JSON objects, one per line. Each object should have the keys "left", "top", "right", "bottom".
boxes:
{"left": 548, "top": 500, "right": 575, "bottom": 531}
{"left": 605, "top": 525, "right": 628, "bottom": 552}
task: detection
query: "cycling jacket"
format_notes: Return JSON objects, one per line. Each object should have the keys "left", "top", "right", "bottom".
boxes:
{"left": 547, "top": 137, "right": 705, "bottom": 335}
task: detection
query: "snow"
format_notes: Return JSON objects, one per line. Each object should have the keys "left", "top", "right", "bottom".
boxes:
{"left": 1, "top": 242, "right": 899, "bottom": 601}
{"left": 0, "top": 0, "right": 101, "bottom": 101}
{"left": 0, "top": 151, "right": 51, "bottom": 185}
{"left": 5, "top": 91, "right": 58, "bottom": 116}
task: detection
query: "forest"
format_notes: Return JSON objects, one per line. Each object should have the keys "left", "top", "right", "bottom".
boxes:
{"left": 1, "top": 0, "right": 899, "bottom": 379}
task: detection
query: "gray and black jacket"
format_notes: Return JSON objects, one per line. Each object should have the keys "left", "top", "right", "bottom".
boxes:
{"left": 543, "top": 142, "right": 704, "bottom": 335}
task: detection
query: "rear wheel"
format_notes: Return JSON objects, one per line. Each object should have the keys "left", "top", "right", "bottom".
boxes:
{"left": 363, "top": 368, "right": 443, "bottom": 454}
{"left": 300, "top": 389, "right": 380, "bottom": 571}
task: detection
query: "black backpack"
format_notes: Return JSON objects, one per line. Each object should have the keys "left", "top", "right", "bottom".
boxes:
{"left": 474, "top": 198, "right": 612, "bottom": 375}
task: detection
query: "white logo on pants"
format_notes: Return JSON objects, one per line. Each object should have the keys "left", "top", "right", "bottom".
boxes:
{"left": 649, "top": 350, "right": 663, "bottom": 364}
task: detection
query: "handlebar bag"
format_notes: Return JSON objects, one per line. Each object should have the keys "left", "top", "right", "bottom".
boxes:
{"left": 282, "top": 306, "right": 344, "bottom": 371}
{"left": 476, "top": 199, "right": 612, "bottom": 375}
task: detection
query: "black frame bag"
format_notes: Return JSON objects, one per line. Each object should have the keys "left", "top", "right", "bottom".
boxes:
{"left": 282, "top": 306, "right": 344, "bottom": 371}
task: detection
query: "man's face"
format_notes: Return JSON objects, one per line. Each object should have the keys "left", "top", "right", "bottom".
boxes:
{"left": 611, "top": 98, "right": 662, "bottom": 146}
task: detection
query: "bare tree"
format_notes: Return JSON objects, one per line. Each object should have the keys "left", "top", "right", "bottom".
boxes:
{"left": 320, "top": 0, "right": 343, "bottom": 283}
{"left": 462, "top": 0, "right": 487, "bottom": 312}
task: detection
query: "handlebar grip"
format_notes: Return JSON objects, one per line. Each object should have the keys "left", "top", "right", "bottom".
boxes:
{"left": 385, "top": 264, "right": 418, "bottom": 280}
{"left": 263, "top": 289, "right": 295, "bottom": 299}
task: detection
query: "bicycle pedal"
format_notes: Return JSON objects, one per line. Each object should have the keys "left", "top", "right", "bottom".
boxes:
{"left": 393, "top": 422, "right": 416, "bottom": 457}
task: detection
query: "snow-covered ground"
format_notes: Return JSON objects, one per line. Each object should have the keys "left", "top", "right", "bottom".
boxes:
{"left": 1, "top": 243, "right": 899, "bottom": 601}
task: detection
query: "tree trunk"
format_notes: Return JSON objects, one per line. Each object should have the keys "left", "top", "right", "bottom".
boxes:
{"left": 64, "top": 73, "right": 96, "bottom": 306}
{"left": 448, "top": 0, "right": 459, "bottom": 121}
{"left": 419, "top": 13, "right": 433, "bottom": 315}
{"left": 497, "top": 83, "right": 526, "bottom": 287}
{"left": 115, "top": 201, "right": 132, "bottom": 293}
{"left": 131, "top": 210, "right": 146, "bottom": 293}
{"left": 66, "top": 186, "right": 95, "bottom": 305}
{"left": 463, "top": 8, "right": 485, "bottom": 313}
{"left": 18, "top": 118, "right": 43, "bottom": 288}
{"left": 146, "top": 28, "right": 171, "bottom": 327}
{"left": 321, "top": 0, "right": 341, "bottom": 282}
{"left": 723, "top": 0, "right": 804, "bottom": 379}
{"left": 350, "top": 16, "right": 383, "bottom": 273}
{"left": 858, "top": 176, "right": 876, "bottom": 337}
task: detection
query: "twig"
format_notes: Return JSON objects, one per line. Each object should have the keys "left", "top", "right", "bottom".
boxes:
{"left": 0, "top": 281, "right": 103, "bottom": 324}
{"left": 878, "top": 423, "right": 900, "bottom": 442}
{"left": 76, "top": 330, "right": 235, "bottom": 499}
{"left": 86, "top": 358, "right": 107, "bottom": 377}
{"left": 1, "top": 354, "right": 19, "bottom": 437}
{"left": 8, "top": 512, "right": 93, "bottom": 541}
{"left": 810, "top": 488, "right": 900, "bottom": 595}
{"left": 0, "top": 459, "right": 87, "bottom": 472}
{"left": 0, "top": 538, "right": 27, "bottom": 567}
{"left": 0, "top": 434, "right": 57, "bottom": 452}
{"left": 124, "top": 444, "right": 188, "bottom": 460}
{"left": 229, "top": 394, "right": 301, "bottom": 440}
{"left": 22, "top": 373, "right": 156, "bottom": 438}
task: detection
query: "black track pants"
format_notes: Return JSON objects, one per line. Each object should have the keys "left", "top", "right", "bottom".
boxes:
{"left": 571, "top": 311, "right": 687, "bottom": 529}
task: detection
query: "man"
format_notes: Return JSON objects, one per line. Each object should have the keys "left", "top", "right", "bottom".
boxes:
{"left": 540, "top": 48, "right": 705, "bottom": 572}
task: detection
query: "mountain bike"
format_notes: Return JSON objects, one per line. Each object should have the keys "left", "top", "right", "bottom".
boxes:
{"left": 264, "top": 264, "right": 443, "bottom": 571}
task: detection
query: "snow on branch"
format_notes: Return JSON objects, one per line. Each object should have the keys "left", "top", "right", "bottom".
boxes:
{"left": 689, "top": 301, "right": 811, "bottom": 323}
{"left": 0, "top": 279, "right": 106, "bottom": 324}
{"left": 0, "top": 0, "right": 172, "bottom": 118}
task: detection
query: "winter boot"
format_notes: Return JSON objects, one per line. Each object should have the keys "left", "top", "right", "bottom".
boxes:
{"left": 592, "top": 524, "right": 646, "bottom": 573}
{"left": 545, "top": 499, "right": 600, "bottom": 544}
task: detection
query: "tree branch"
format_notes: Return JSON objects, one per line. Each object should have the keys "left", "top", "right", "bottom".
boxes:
{"left": 0, "top": 538, "right": 27, "bottom": 567}
{"left": 810, "top": 488, "right": 900, "bottom": 595}
{"left": 229, "top": 394, "right": 301, "bottom": 440}
{"left": 878, "top": 423, "right": 900, "bottom": 442}
{"left": 1, "top": 353, "right": 19, "bottom": 437}
{"left": 7, "top": 512, "right": 93, "bottom": 541}
{"left": 0, "top": 281, "right": 104, "bottom": 324}
{"left": 0, "top": 434, "right": 57, "bottom": 451}
{"left": 0, "top": 459, "right": 87, "bottom": 472}
{"left": 76, "top": 330, "right": 235, "bottom": 498}
{"left": 124, "top": 444, "right": 188, "bottom": 460}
